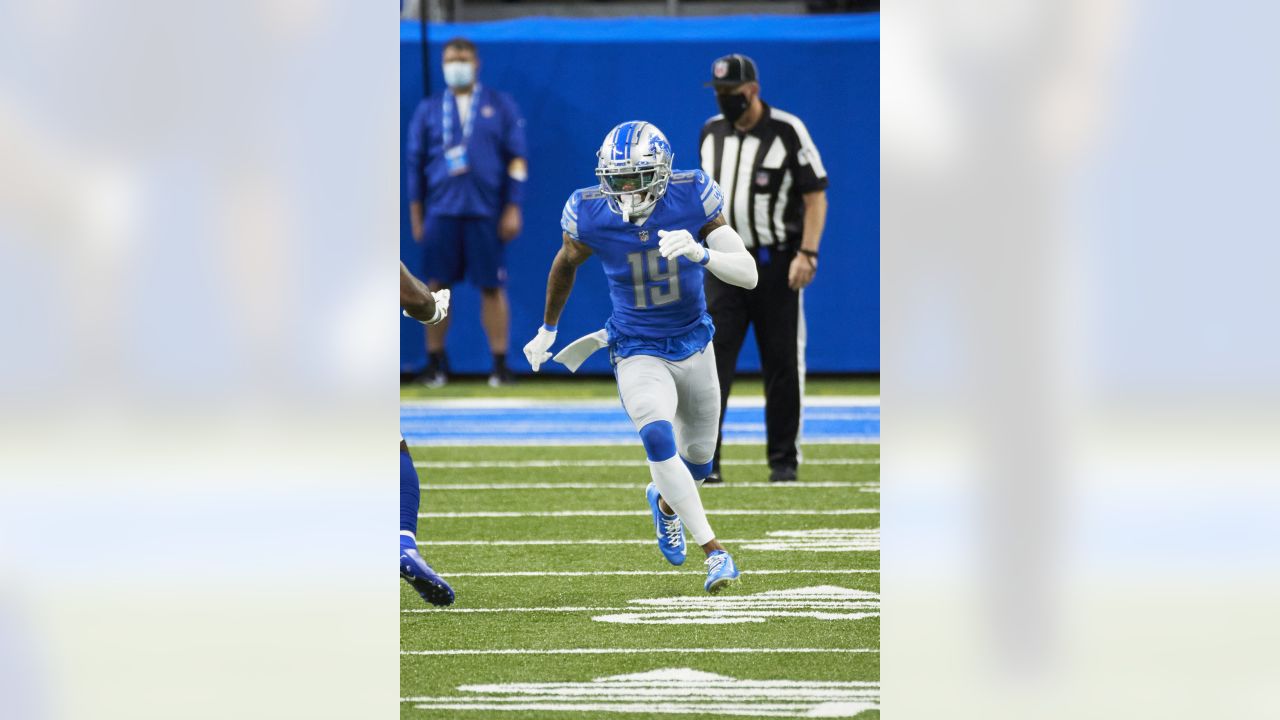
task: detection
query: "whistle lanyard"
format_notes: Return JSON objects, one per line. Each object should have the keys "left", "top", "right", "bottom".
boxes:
{"left": 442, "top": 85, "right": 481, "bottom": 149}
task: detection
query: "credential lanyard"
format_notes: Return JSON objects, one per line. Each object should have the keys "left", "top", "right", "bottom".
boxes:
{"left": 442, "top": 84, "right": 481, "bottom": 149}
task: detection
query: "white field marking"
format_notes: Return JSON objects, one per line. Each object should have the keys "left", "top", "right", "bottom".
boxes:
{"left": 402, "top": 667, "right": 878, "bottom": 718}
{"left": 418, "top": 528, "right": 879, "bottom": 551}
{"left": 404, "top": 606, "right": 627, "bottom": 614}
{"left": 401, "top": 647, "right": 877, "bottom": 656}
{"left": 414, "top": 458, "right": 878, "bottom": 469}
{"left": 742, "top": 528, "right": 880, "bottom": 553}
{"left": 419, "top": 509, "right": 877, "bottom": 518}
{"left": 401, "top": 395, "right": 878, "bottom": 410}
{"left": 407, "top": 437, "right": 879, "bottom": 447}
{"left": 420, "top": 538, "right": 673, "bottom": 546}
{"left": 593, "top": 585, "right": 880, "bottom": 625}
{"left": 436, "top": 569, "right": 877, "bottom": 578}
{"left": 421, "top": 481, "right": 879, "bottom": 491}
{"left": 406, "top": 701, "right": 871, "bottom": 718}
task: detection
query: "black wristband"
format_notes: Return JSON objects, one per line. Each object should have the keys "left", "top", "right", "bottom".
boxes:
{"left": 798, "top": 248, "right": 819, "bottom": 259}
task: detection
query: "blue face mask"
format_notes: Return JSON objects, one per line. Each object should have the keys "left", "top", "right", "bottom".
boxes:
{"left": 443, "top": 61, "right": 475, "bottom": 89}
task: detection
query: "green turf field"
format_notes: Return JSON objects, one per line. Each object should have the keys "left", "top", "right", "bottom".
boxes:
{"left": 401, "top": 441, "right": 880, "bottom": 718}
{"left": 400, "top": 375, "right": 879, "bottom": 400}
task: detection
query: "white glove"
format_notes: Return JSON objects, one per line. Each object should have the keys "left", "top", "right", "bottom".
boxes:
{"left": 425, "top": 288, "right": 451, "bottom": 325}
{"left": 657, "top": 229, "right": 708, "bottom": 264}
{"left": 522, "top": 325, "right": 558, "bottom": 372}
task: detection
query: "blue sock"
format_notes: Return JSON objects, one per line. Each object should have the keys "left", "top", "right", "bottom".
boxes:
{"left": 401, "top": 449, "right": 419, "bottom": 551}
{"left": 682, "top": 456, "right": 714, "bottom": 481}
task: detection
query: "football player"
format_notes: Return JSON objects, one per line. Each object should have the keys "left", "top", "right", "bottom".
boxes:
{"left": 523, "top": 122, "right": 758, "bottom": 593}
{"left": 400, "top": 262, "right": 455, "bottom": 605}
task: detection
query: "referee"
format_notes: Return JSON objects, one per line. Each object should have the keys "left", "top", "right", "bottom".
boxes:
{"left": 699, "top": 54, "right": 829, "bottom": 483}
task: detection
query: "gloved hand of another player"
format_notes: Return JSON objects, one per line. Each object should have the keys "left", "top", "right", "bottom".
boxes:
{"left": 657, "top": 229, "right": 708, "bottom": 265}
{"left": 425, "top": 289, "right": 451, "bottom": 325}
{"left": 523, "top": 325, "right": 558, "bottom": 372}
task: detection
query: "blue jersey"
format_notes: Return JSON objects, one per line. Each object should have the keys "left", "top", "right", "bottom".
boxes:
{"left": 561, "top": 170, "right": 725, "bottom": 361}
{"left": 406, "top": 85, "right": 527, "bottom": 218}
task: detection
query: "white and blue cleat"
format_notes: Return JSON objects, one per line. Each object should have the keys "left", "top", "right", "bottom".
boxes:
{"left": 400, "top": 547, "right": 455, "bottom": 606}
{"left": 646, "top": 482, "right": 687, "bottom": 566}
{"left": 704, "top": 550, "right": 740, "bottom": 593}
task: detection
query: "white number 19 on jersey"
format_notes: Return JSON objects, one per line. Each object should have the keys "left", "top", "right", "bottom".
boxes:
{"left": 626, "top": 249, "right": 681, "bottom": 309}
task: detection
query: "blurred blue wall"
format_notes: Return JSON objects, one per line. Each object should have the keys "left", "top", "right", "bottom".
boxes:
{"left": 401, "top": 15, "right": 879, "bottom": 375}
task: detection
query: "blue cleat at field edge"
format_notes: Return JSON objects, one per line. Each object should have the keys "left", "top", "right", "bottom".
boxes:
{"left": 400, "top": 548, "right": 455, "bottom": 606}
{"left": 704, "top": 550, "right": 740, "bottom": 593}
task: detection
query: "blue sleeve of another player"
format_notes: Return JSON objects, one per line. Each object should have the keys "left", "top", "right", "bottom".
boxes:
{"left": 560, "top": 191, "right": 582, "bottom": 240}
{"left": 693, "top": 170, "right": 724, "bottom": 224}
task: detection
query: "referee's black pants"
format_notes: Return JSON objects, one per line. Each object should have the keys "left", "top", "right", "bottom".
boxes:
{"left": 705, "top": 247, "right": 803, "bottom": 474}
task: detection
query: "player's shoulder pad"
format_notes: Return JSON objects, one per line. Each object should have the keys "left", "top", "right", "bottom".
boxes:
{"left": 563, "top": 185, "right": 604, "bottom": 239}
{"left": 669, "top": 170, "right": 699, "bottom": 184}
{"left": 692, "top": 170, "right": 723, "bottom": 220}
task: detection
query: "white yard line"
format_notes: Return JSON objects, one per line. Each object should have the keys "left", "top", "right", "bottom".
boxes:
{"left": 415, "top": 458, "right": 878, "bottom": 469}
{"left": 401, "top": 396, "right": 878, "bottom": 410}
{"left": 420, "top": 509, "right": 876, "bottom": 518}
{"left": 418, "top": 537, "right": 875, "bottom": 546}
{"left": 435, "top": 569, "right": 878, "bottom": 577}
{"left": 401, "top": 647, "right": 878, "bottom": 656}
{"left": 407, "top": 437, "right": 880, "bottom": 447}
{"left": 404, "top": 606, "right": 625, "bottom": 614}
{"left": 420, "top": 482, "right": 878, "bottom": 490}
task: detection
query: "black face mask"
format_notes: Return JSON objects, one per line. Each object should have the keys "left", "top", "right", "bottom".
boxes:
{"left": 717, "top": 92, "right": 750, "bottom": 124}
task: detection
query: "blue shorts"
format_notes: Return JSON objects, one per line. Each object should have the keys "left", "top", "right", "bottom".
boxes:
{"left": 607, "top": 313, "right": 716, "bottom": 363}
{"left": 423, "top": 214, "right": 506, "bottom": 289}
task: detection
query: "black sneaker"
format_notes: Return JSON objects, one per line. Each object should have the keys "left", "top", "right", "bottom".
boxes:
{"left": 702, "top": 472, "right": 724, "bottom": 485}
{"left": 487, "top": 367, "right": 516, "bottom": 388}
{"left": 769, "top": 466, "right": 797, "bottom": 483}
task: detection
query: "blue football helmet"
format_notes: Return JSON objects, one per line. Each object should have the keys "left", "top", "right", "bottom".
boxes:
{"left": 595, "top": 121, "right": 674, "bottom": 220}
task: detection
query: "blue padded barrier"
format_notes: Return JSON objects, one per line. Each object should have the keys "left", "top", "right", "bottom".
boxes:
{"left": 401, "top": 15, "right": 879, "bottom": 374}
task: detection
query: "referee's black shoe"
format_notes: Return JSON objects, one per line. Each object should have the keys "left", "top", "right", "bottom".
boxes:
{"left": 769, "top": 466, "right": 798, "bottom": 483}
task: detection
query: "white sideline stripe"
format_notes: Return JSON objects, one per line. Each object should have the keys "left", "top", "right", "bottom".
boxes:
{"left": 415, "top": 459, "right": 878, "bottom": 469}
{"left": 420, "top": 509, "right": 877, "bottom": 518}
{"left": 418, "top": 537, "right": 876, "bottom": 546}
{"left": 408, "top": 437, "right": 879, "bottom": 447}
{"left": 402, "top": 647, "right": 878, "bottom": 656}
{"left": 404, "top": 606, "right": 624, "bottom": 614}
{"left": 420, "top": 482, "right": 879, "bottom": 490}
{"left": 401, "top": 395, "right": 878, "bottom": 410}
{"left": 435, "top": 569, "right": 878, "bottom": 577}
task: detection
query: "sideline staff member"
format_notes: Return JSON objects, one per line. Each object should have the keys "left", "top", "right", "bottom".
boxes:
{"left": 407, "top": 36, "right": 528, "bottom": 387}
{"left": 699, "top": 54, "right": 829, "bottom": 483}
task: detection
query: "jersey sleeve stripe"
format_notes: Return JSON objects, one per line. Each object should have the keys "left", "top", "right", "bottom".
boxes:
{"left": 561, "top": 193, "right": 581, "bottom": 238}
{"left": 771, "top": 108, "right": 827, "bottom": 178}
{"left": 702, "top": 188, "right": 722, "bottom": 219}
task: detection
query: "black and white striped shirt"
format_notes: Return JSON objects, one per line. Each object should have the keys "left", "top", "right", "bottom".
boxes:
{"left": 699, "top": 102, "right": 828, "bottom": 250}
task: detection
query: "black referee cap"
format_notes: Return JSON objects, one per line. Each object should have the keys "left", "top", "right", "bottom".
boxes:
{"left": 706, "top": 54, "right": 759, "bottom": 88}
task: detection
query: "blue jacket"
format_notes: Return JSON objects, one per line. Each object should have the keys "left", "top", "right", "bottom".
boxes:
{"left": 405, "top": 85, "right": 527, "bottom": 218}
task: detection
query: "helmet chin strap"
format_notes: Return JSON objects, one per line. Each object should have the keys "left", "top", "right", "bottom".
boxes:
{"left": 619, "top": 192, "right": 655, "bottom": 224}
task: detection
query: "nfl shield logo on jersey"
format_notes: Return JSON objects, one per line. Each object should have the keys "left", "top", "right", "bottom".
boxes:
{"left": 755, "top": 171, "right": 770, "bottom": 187}
{"left": 638, "top": 230, "right": 649, "bottom": 243}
